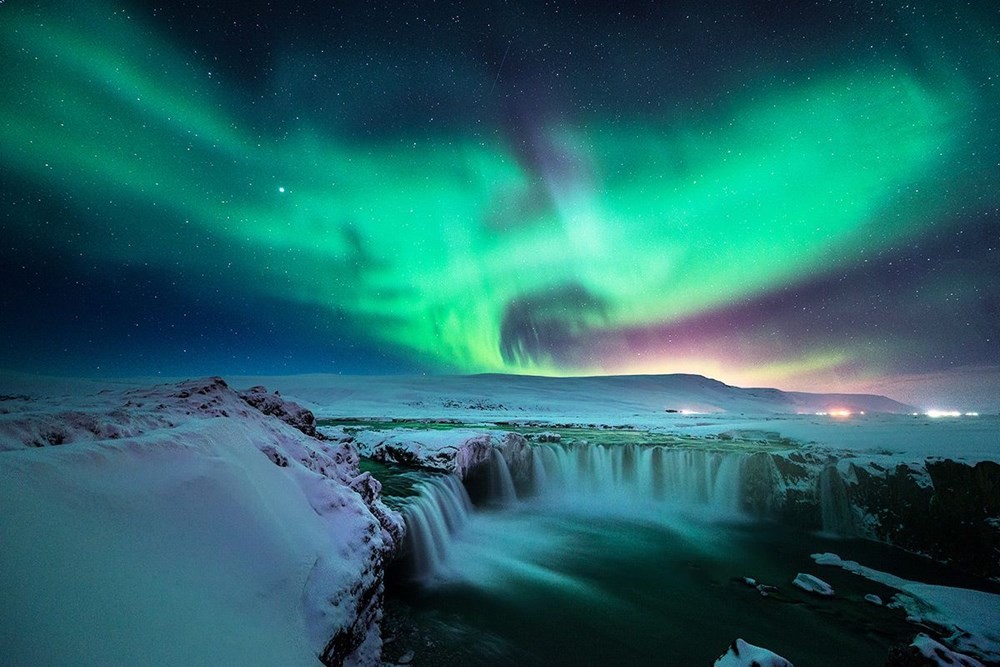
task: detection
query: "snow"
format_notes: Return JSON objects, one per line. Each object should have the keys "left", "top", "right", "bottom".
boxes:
{"left": 910, "top": 633, "right": 985, "bottom": 667}
{"left": 233, "top": 373, "right": 999, "bottom": 463}
{"left": 811, "top": 553, "right": 1000, "bottom": 662}
{"left": 792, "top": 573, "right": 835, "bottom": 596}
{"left": 0, "top": 377, "right": 398, "bottom": 666}
{"left": 713, "top": 638, "right": 794, "bottom": 666}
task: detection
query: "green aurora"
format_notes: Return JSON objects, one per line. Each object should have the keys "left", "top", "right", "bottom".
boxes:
{"left": 1, "top": 1, "right": 997, "bottom": 397}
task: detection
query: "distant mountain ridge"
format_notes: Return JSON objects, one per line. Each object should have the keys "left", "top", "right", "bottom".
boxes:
{"left": 233, "top": 372, "right": 917, "bottom": 419}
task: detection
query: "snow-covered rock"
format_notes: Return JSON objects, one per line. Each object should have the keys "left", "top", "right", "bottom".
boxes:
{"left": 886, "top": 634, "right": 985, "bottom": 667}
{"left": 792, "top": 573, "right": 835, "bottom": 596}
{"left": 865, "top": 593, "right": 884, "bottom": 606}
{"left": 352, "top": 428, "right": 499, "bottom": 476}
{"left": 760, "top": 452, "right": 1000, "bottom": 579}
{"left": 238, "top": 384, "right": 321, "bottom": 438}
{"left": 0, "top": 377, "right": 402, "bottom": 667}
{"left": 713, "top": 638, "right": 794, "bottom": 666}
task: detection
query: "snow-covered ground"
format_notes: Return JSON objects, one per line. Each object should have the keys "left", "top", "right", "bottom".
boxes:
{"left": 240, "top": 373, "right": 998, "bottom": 463}
{"left": 234, "top": 372, "right": 915, "bottom": 419}
{"left": 0, "top": 376, "right": 399, "bottom": 666}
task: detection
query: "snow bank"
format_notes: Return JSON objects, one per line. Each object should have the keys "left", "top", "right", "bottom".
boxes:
{"left": 0, "top": 377, "right": 401, "bottom": 666}
{"left": 811, "top": 553, "right": 1000, "bottom": 662}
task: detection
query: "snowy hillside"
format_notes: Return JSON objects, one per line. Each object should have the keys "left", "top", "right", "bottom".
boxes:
{"left": 0, "top": 377, "right": 401, "bottom": 666}
{"left": 236, "top": 372, "right": 915, "bottom": 418}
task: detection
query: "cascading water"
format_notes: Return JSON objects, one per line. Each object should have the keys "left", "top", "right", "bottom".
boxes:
{"left": 400, "top": 474, "right": 473, "bottom": 581}
{"left": 397, "top": 443, "right": 751, "bottom": 581}
{"left": 489, "top": 449, "right": 518, "bottom": 506}
{"left": 464, "top": 447, "right": 518, "bottom": 507}
{"left": 818, "top": 465, "right": 856, "bottom": 536}
{"left": 533, "top": 442, "right": 747, "bottom": 513}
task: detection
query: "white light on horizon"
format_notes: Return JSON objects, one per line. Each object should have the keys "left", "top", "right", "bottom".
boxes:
{"left": 925, "top": 409, "right": 962, "bottom": 418}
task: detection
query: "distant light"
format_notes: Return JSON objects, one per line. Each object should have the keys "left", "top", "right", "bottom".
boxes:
{"left": 925, "top": 409, "right": 961, "bottom": 418}
{"left": 964, "top": 412, "right": 979, "bottom": 417}
{"left": 278, "top": 186, "right": 286, "bottom": 193}
{"left": 679, "top": 409, "right": 699, "bottom": 415}
{"left": 828, "top": 409, "right": 852, "bottom": 418}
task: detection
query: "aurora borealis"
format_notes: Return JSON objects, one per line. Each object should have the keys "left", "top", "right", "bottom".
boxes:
{"left": 1, "top": 1, "right": 997, "bottom": 408}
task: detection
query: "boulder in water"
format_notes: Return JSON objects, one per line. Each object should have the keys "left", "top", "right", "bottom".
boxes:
{"left": 792, "top": 573, "right": 834, "bottom": 596}
{"left": 714, "top": 638, "right": 794, "bottom": 666}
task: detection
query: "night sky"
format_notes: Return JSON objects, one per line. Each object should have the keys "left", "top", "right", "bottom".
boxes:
{"left": 1, "top": 1, "right": 997, "bottom": 409}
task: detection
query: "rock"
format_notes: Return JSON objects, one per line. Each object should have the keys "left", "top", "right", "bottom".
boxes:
{"left": 743, "top": 452, "right": 1000, "bottom": 580}
{"left": 811, "top": 552, "right": 843, "bottom": 566}
{"left": 238, "top": 385, "right": 321, "bottom": 438}
{"left": 864, "top": 593, "right": 883, "bottom": 606}
{"left": 714, "top": 638, "right": 794, "bottom": 666}
{"left": 742, "top": 452, "right": 782, "bottom": 515}
{"left": 792, "top": 573, "right": 834, "bottom": 596}
{"left": 352, "top": 429, "right": 497, "bottom": 476}
{"left": 397, "top": 649, "right": 415, "bottom": 664}
{"left": 756, "top": 583, "right": 779, "bottom": 597}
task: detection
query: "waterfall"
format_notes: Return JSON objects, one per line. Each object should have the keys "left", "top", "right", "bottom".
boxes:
{"left": 400, "top": 474, "right": 473, "bottom": 581}
{"left": 532, "top": 443, "right": 746, "bottom": 514}
{"left": 465, "top": 447, "right": 519, "bottom": 506}
{"left": 818, "top": 466, "right": 855, "bottom": 536}
{"left": 490, "top": 449, "right": 518, "bottom": 506}
{"left": 397, "top": 442, "right": 752, "bottom": 581}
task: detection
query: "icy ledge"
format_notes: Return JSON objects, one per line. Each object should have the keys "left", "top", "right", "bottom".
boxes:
{"left": 0, "top": 377, "right": 402, "bottom": 666}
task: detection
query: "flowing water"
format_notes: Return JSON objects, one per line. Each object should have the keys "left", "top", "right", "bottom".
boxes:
{"left": 377, "top": 442, "right": 995, "bottom": 666}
